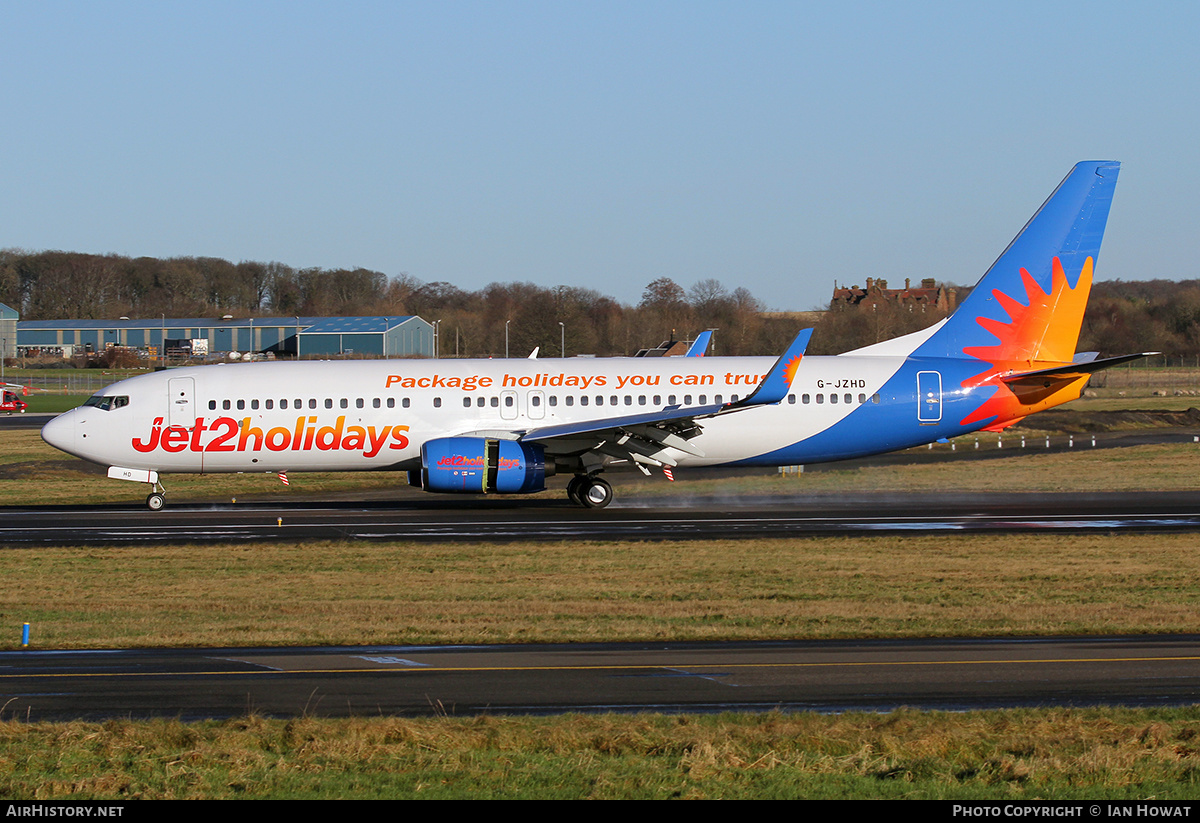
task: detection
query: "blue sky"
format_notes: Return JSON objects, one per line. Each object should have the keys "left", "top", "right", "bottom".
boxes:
{"left": 2, "top": 1, "right": 1196, "bottom": 311}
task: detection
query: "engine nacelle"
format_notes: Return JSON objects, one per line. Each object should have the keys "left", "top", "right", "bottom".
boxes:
{"left": 419, "top": 437, "right": 546, "bottom": 494}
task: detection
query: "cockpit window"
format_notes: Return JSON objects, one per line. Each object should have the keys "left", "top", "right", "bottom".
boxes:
{"left": 82, "top": 395, "right": 129, "bottom": 411}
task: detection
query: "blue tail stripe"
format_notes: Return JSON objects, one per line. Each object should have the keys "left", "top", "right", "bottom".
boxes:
{"left": 914, "top": 161, "right": 1119, "bottom": 359}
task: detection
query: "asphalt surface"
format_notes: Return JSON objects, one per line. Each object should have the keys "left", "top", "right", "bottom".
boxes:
{"left": 3, "top": 487, "right": 1200, "bottom": 544}
{"left": 3, "top": 635, "right": 1199, "bottom": 721}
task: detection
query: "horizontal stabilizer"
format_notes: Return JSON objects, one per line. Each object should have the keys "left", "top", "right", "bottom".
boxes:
{"left": 998, "top": 352, "right": 1156, "bottom": 408}
{"left": 999, "top": 352, "right": 1156, "bottom": 384}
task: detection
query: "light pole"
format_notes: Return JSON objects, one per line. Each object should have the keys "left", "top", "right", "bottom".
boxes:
{"left": 505, "top": 319, "right": 510, "bottom": 358}
{"left": 559, "top": 322, "right": 565, "bottom": 358}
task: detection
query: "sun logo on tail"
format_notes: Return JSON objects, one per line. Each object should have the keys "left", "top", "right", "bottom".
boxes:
{"left": 959, "top": 256, "right": 1093, "bottom": 428}
{"left": 783, "top": 354, "right": 803, "bottom": 386}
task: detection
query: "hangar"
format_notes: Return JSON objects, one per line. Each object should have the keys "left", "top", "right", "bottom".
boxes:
{"left": 17, "top": 315, "right": 434, "bottom": 359}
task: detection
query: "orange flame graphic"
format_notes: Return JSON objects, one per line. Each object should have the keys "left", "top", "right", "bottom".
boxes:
{"left": 959, "top": 256, "right": 1093, "bottom": 429}
{"left": 783, "top": 354, "right": 803, "bottom": 386}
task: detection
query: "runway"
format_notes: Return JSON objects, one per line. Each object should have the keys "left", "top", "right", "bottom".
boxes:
{"left": 3, "top": 489, "right": 1200, "bottom": 544}
{"left": 2, "top": 635, "right": 1198, "bottom": 721}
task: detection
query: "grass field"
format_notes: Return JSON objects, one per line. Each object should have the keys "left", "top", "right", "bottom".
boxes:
{"left": 4, "top": 532, "right": 1200, "bottom": 649}
{"left": 3, "top": 709, "right": 1200, "bottom": 799}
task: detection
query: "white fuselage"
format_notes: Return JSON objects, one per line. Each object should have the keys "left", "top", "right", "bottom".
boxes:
{"left": 41, "top": 354, "right": 914, "bottom": 474}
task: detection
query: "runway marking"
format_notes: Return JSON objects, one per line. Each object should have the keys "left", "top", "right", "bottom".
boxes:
{"left": 2, "top": 654, "right": 1199, "bottom": 680}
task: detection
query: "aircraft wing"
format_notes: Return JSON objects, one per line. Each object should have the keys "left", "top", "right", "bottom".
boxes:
{"left": 514, "top": 328, "right": 813, "bottom": 473}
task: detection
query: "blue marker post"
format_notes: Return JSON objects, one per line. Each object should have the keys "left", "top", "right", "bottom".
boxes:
{"left": 21, "top": 622, "right": 29, "bottom": 647}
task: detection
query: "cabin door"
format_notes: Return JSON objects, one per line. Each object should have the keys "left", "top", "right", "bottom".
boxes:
{"left": 168, "top": 377, "right": 196, "bottom": 428}
{"left": 916, "top": 371, "right": 942, "bottom": 423}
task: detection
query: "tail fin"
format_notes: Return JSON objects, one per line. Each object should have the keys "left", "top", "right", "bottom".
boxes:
{"left": 915, "top": 161, "right": 1120, "bottom": 364}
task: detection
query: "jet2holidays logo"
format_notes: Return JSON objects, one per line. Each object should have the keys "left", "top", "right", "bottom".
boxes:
{"left": 132, "top": 416, "right": 410, "bottom": 457}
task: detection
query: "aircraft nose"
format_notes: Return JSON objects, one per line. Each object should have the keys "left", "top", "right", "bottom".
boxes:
{"left": 41, "top": 411, "right": 75, "bottom": 454}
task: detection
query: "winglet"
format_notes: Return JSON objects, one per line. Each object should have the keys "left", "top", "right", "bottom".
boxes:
{"left": 686, "top": 330, "right": 714, "bottom": 357}
{"left": 728, "top": 328, "right": 813, "bottom": 408}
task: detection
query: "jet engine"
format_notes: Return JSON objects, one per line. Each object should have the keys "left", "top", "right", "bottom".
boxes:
{"left": 416, "top": 437, "right": 546, "bottom": 494}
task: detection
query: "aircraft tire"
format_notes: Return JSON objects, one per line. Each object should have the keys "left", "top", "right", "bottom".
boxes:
{"left": 580, "top": 477, "right": 613, "bottom": 509}
{"left": 146, "top": 493, "right": 165, "bottom": 512}
{"left": 566, "top": 476, "right": 585, "bottom": 505}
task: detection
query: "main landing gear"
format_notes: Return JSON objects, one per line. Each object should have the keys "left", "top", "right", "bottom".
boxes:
{"left": 566, "top": 474, "right": 613, "bottom": 509}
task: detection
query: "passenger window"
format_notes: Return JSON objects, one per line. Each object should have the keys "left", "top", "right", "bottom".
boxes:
{"left": 325, "top": 399, "right": 333, "bottom": 409}
{"left": 549, "top": 396, "right": 557, "bottom": 407}
{"left": 373, "top": 398, "right": 381, "bottom": 408}
{"left": 566, "top": 396, "right": 574, "bottom": 406}
{"left": 237, "top": 400, "right": 245, "bottom": 410}
{"left": 223, "top": 400, "right": 231, "bottom": 410}
{"left": 595, "top": 396, "right": 603, "bottom": 406}
{"left": 434, "top": 397, "right": 441, "bottom": 408}
{"left": 463, "top": 397, "right": 472, "bottom": 408}
{"left": 339, "top": 398, "right": 348, "bottom": 409}
{"left": 308, "top": 399, "right": 316, "bottom": 409}
{"left": 844, "top": 393, "right": 852, "bottom": 404}
{"left": 504, "top": 396, "right": 514, "bottom": 407}
{"left": 209, "top": 400, "right": 217, "bottom": 410}
{"left": 683, "top": 394, "right": 692, "bottom": 405}
{"left": 266, "top": 399, "right": 274, "bottom": 410}
{"left": 830, "top": 394, "right": 839, "bottom": 404}
{"left": 802, "top": 394, "right": 810, "bottom": 404}
{"left": 532, "top": 395, "right": 541, "bottom": 407}
{"left": 638, "top": 396, "right": 646, "bottom": 405}
{"left": 788, "top": 394, "right": 796, "bottom": 405}
{"left": 816, "top": 394, "right": 824, "bottom": 404}
{"left": 251, "top": 399, "right": 259, "bottom": 410}
{"left": 580, "top": 397, "right": 589, "bottom": 406}
{"left": 477, "top": 397, "right": 485, "bottom": 407}
{"left": 490, "top": 397, "right": 499, "bottom": 407}
{"left": 281, "top": 399, "right": 288, "bottom": 409}
{"left": 356, "top": 398, "right": 364, "bottom": 409}
{"left": 401, "top": 398, "right": 409, "bottom": 408}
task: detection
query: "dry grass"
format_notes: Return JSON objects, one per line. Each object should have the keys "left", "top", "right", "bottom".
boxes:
{"left": 5, "top": 533, "right": 1200, "bottom": 649}
{"left": 1, "top": 709, "right": 1199, "bottom": 798}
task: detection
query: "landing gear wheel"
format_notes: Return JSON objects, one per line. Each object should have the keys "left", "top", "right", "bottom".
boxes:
{"left": 580, "top": 477, "right": 613, "bottom": 509}
{"left": 146, "top": 492, "right": 165, "bottom": 511}
{"left": 566, "top": 475, "right": 586, "bottom": 505}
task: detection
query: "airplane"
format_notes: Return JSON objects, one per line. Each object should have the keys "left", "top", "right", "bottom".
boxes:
{"left": 41, "top": 161, "right": 1143, "bottom": 511}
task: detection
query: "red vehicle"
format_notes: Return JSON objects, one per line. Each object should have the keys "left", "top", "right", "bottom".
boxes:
{"left": 0, "top": 385, "right": 28, "bottom": 414}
